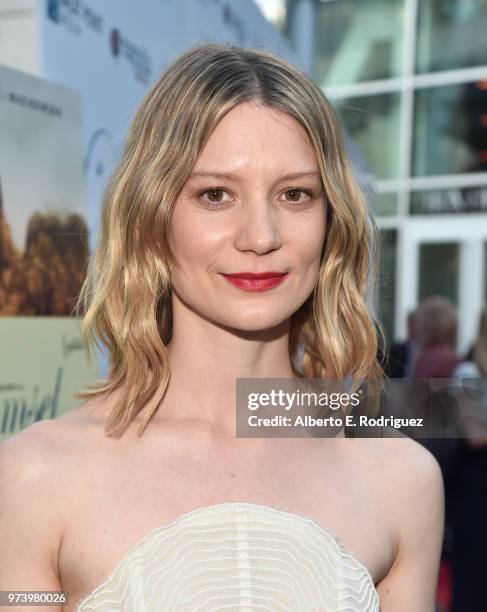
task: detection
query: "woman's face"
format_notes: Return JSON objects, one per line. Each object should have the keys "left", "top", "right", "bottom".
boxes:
{"left": 168, "top": 101, "right": 327, "bottom": 332}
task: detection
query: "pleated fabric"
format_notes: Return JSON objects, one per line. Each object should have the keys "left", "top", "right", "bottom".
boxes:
{"left": 76, "top": 502, "right": 380, "bottom": 611}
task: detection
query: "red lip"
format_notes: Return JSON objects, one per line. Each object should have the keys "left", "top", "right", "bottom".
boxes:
{"left": 221, "top": 271, "right": 288, "bottom": 292}
{"left": 224, "top": 271, "right": 286, "bottom": 279}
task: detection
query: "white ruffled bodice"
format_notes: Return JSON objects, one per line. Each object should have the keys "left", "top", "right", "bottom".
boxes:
{"left": 75, "top": 502, "right": 380, "bottom": 611}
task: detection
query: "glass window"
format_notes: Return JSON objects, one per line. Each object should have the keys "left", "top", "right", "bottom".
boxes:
{"left": 336, "top": 94, "right": 401, "bottom": 180}
{"left": 374, "top": 192, "right": 399, "bottom": 216}
{"left": 314, "top": 0, "right": 404, "bottom": 87}
{"left": 413, "top": 81, "right": 487, "bottom": 176}
{"left": 418, "top": 243, "right": 459, "bottom": 305}
{"left": 416, "top": 0, "right": 487, "bottom": 74}
{"left": 379, "top": 229, "right": 397, "bottom": 343}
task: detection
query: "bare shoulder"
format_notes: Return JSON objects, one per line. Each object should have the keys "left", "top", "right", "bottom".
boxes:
{"left": 380, "top": 433, "right": 443, "bottom": 496}
{"left": 0, "top": 400, "right": 110, "bottom": 567}
{"left": 0, "top": 419, "right": 70, "bottom": 587}
{"left": 349, "top": 428, "right": 442, "bottom": 474}
{"left": 0, "top": 416, "right": 79, "bottom": 514}
{"left": 1, "top": 398, "right": 99, "bottom": 459}
{"left": 379, "top": 434, "right": 445, "bottom": 537}
{"left": 347, "top": 434, "right": 444, "bottom": 608}
{"left": 0, "top": 397, "right": 110, "bottom": 499}
{"left": 0, "top": 417, "right": 67, "bottom": 481}
{"left": 350, "top": 432, "right": 444, "bottom": 510}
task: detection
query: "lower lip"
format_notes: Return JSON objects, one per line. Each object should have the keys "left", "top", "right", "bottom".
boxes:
{"left": 222, "top": 274, "right": 288, "bottom": 292}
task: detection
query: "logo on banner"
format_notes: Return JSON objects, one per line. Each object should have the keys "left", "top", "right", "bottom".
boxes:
{"left": 109, "top": 28, "right": 153, "bottom": 85}
{"left": 46, "top": 0, "right": 104, "bottom": 36}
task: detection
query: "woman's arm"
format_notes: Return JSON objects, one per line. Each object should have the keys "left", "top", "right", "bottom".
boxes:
{"left": 376, "top": 440, "right": 445, "bottom": 611}
{"left": 0, "top": 421, "right": 64, "bottom": 611}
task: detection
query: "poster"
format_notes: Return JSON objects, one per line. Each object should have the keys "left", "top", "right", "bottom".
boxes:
{"left": 0, "top": 64, "right": 97, "bottom": 440}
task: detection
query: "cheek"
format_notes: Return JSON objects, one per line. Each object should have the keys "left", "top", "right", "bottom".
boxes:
{"left": 291, "top": 214, "right": 327, "bottom": 269}
{"left": 169, "top": 207, "right": 228, "bottom": 273}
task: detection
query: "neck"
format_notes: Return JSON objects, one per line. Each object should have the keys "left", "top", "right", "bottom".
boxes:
{"left": 157, "top": 297, "right": 298, "bottom": 438}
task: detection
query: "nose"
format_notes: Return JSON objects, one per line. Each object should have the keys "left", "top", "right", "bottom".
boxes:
{"left": 234, "top": 199, "right": 283, "bottom": 255}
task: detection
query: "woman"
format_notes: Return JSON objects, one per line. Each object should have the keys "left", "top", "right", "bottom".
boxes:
{"left": 412, "top": 297, "right": 461, "bottom": 379}
{"left": 411, "top": 296, "right": 462, "bottom": 612}
{"left": 0, "top": 43, "right": 444, "bottom": 611}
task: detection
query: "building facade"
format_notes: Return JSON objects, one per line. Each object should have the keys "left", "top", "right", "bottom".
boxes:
{"left": 287, "top": 0, "right": 487, "bottom": 353}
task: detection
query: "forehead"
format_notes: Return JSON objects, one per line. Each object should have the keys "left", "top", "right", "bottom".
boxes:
{"left": 193, "top": 101, "right": 319, "bottom": 173}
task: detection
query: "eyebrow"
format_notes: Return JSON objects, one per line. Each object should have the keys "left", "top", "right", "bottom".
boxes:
{"left": 188, "top": 170, "right": 322, "bottom": 182}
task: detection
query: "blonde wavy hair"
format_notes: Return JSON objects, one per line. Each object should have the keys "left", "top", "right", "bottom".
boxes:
{"left": 76, "top": 42, "right": 386, "bottom": 438}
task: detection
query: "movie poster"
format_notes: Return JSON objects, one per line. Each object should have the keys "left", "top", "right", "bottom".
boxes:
{"left": 0, "top": 64, "right": 97, "bottom": 441}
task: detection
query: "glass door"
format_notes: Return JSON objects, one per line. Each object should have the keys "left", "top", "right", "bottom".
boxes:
{"left": 418, "top": 242, "right": 459, "bottom": 306}
{"left": 398, "top": 216, "right": 487, "bottom": 355}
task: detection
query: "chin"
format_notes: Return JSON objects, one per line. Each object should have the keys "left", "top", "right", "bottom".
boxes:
{"left": 218, "top": 308, "right": 293, "bottom": 333}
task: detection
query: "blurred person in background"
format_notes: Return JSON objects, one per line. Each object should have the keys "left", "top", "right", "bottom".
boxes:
{"left": 450, "top": 308, "right": 487, "bottom": 612}
{"left": 412, "top": 296, "right": 462, "bottom": 612}
{"left": 413, "top": 297, "right": 461, "bottom": 379}
{"left": 384, "top": 309, "right": 419, "bottom": 378}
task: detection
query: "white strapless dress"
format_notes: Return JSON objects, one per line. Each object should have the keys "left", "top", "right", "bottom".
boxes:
{"left": 75, "top": 502, "right": 380, "bottom": 611}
